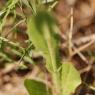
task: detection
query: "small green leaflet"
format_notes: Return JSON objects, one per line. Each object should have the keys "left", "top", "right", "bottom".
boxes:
{"left": 61, "top": 62, "right": 81, "bottom": 95}
{"left": 24, "top": 79, "right": 52, "bottom": 95}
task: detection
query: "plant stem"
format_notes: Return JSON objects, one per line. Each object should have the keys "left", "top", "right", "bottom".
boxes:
{"left": 44, "top": 26, "right": 61, "bottom": 95}
{"left": 68, "top": 7, "right": 74, "bottom": 59}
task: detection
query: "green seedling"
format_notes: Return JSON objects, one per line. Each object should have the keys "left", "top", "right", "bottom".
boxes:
{"left": 25, "top": 11, "right": 81, "bottom": 95}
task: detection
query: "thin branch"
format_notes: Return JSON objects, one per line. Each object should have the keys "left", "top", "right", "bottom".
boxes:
{"left": 72, "top": 45, "right": 89, "bottom": 63}
{"left": 0, "top": 36, "right": 23, "bottom": 50}
{"left": 72, "top": 40, "right": 95, "bottom": 56}
{"left": 5, "top": 19, "right": 26, "bottom": 38}
{"left": 68, "top": 7, "right": 74, "bottom": 58}
{"left": 73, "top": 34, "right": 95, "bottom": 46}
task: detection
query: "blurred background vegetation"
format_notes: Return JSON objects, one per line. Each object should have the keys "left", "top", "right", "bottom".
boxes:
{"left": 0, "top": 0, "right": 95, "bottom": 95}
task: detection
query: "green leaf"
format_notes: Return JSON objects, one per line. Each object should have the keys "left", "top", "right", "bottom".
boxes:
{"left": 27, "top": 11, "right": 61, "bottom": 92}
{"left": 27, "top": 11, "right": 61, "bottom": 72}
{"left": 61, "top": 62, "right": 81, "bottom": 95}
{"left": 24, "top": 79, "right": 52, "bottom": 95}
